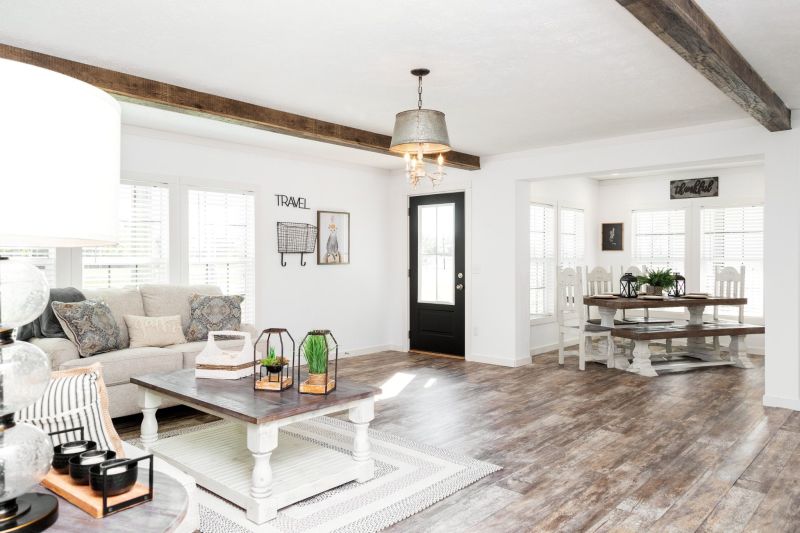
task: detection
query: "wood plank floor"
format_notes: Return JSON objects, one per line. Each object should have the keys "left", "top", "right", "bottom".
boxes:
{"left": 114, "top": 350, "right": 800, "bottom": 532}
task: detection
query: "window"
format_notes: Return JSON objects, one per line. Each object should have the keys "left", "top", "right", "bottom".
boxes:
{"left": 559, "top": 207, "right": 585, "bottom": 269}
{"left": 187, "top": 188, "right": 256, "bottom": 322}
{"left": 418, "top": 203, "right": 455, "bottom": 305}
{"left": 0, "top": 248, "right": 56, "bottom": 285}
{"left": 530, "top": 204, "right": 555, "bottom": 317}
{"left": 632, "top": 209, "right": 686, "bottom": 273}
{"left": 701, "top": 206, "right": 764, "bottom": 317}
{"left": 82, "top": 182, "right": 170, "bottom": 289}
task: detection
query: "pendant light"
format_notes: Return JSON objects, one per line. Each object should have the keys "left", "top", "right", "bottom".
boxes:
{"left": 389, "top": 69, "right": 451, "bottom": 187}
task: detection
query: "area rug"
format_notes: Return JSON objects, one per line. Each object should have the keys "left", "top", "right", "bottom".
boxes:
{"left": 126, "top": 417, "right": 500, "bottom": 532}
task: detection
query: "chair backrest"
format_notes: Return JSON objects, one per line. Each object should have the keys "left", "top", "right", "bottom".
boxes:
{"left": 714, "top": 265, "right": 746, "bottom": 321}
{"left": 623, "top": 265, "right": 643, "bottom": 278}
{"left": 558, "top": 267, "right": 585, "bottom": 329}
{"left": 585, "top": 266, "right": 614, "bottom": 296}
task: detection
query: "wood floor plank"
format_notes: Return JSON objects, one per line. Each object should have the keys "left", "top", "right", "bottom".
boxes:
{"left": 113, "top": 349, "right": 798, "bottom": 532}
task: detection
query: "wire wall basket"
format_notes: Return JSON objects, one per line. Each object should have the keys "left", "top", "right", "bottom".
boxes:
{"left": 277, "top": 222, "right": 317, "bottom": 266}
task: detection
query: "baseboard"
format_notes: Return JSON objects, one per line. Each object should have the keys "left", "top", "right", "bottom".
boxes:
{"left": 341, "top": 345, "right": 404, "bottom": 358}
{"left": 531, "top": 338, "right": 578, "bottom": 357}
{"left": 763, "top": 394, "right": 800, "bottom": 411}
{"left": 467, "top": 353, "right": 531, "bottom": 367}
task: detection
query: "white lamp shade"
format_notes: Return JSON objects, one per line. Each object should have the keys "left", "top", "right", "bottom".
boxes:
{"left": 0, "top": 58, "right": 120, "bottom": 247}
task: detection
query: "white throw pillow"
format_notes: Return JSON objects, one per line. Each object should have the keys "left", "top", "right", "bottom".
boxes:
{"left": 124, "top": 314, "right": 187, "bottom": 348}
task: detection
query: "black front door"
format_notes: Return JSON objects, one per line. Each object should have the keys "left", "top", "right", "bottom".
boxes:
{"left": 409, "top": 192, "right": 465, "bottom": 356}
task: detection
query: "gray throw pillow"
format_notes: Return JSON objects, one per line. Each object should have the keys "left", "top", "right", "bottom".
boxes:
{"left": 185, "top": 294, "right": 244, "bottom": 342}
{"left": 16, "top": 287, "right": 86, "bottom": 341}
{"left": 51, "top": 300, "right": 122, "bottom": 357}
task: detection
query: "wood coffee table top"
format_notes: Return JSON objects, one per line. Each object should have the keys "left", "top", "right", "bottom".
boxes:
{"left": 131, "top": 369, "right": 379, "bottom": 425}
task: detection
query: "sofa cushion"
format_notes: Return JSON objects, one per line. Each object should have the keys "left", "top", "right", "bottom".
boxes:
{"left": 52, "top": 299, "right": 123, "bottom": 357}
{"left": 125, "top": 314, "right": 187, "bottom": 348}
{"left": 165, "top": 338, "right": 250, "bottom": 369}
{"left": 82, "top": 287, "right": 145, "bottom": 348}
{"left": 139, "top": 284, "right": 222, "bottom": 331}
{"left": 29, "top": 337, "right": 79, "bottom": 368}
{"left": 59, "top": 347, "right": 182, "bottom": 387}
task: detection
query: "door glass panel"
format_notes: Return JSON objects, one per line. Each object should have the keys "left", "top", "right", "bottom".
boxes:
{"left": 418, "top": 203, "right": 455, "bottom": 304}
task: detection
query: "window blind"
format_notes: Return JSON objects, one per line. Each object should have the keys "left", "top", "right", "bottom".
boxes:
{"left": 700, "top": 205, "right": 763, "bottom": 317}
{"left": 559, "top": 207, "right": 585, "bottom": 269}
{"left": 530, "top": 204, "right": 555, "bottom": 317}
{"left": 0, "top": 248, "right": 56, "bottom": 286}
{"left": 632, "top": 209, "right": 686, "bottom": 273}
{"left": 187, "top": 188, "right": 256, "bottom": 323}
{"left": 82, "top": 182, "right": 170, "bottom": 289}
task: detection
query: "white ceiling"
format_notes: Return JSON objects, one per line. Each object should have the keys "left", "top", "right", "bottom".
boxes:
{"left": 0, "top": 0, "right": 794, "bottom": 162}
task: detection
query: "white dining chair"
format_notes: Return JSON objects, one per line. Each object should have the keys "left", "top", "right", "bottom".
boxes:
{"left": 558, "top": 267, "right": 614, "bottom": 370}
{"left": 709, "top": 265, "right": 746, "bottom": 356}
{"left": 584, "top": 266, "right": 615, "bottom": 322}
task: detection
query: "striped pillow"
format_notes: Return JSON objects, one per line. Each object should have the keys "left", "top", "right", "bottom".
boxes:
{"left": 15, "top": 363, "right": 123, "bottom": 455}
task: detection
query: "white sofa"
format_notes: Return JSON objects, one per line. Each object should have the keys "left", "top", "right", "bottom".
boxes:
{"left": 31, "top": 284, "right": 257, "bottom": 418}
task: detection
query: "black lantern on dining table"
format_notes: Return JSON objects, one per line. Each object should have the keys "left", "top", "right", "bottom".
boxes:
{"left": 253, "top": 328, "right": 295, "bottom": 391}
{"left": 670, "top": 272, "right": 686, "bottom": 297}
{"left": 619, "top": 272, "right": 638, "bottom": 298}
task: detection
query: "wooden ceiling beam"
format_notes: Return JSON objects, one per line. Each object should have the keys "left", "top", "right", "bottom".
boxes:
{"left": 616, "top": 0, "right": 791, "bottom": 131}
{"left": 0, "top": 43, "right": 481, "bottom": 170}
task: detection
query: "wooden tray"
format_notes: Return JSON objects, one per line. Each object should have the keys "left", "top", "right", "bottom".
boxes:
{"left": 299, "top": 379, "right": 336, "bottom": 394}
{"left": 255, "top": 376, "right": 293, "bottom": 390}
{"left": 41, "top": 468, "right": 150, "bottom": 518}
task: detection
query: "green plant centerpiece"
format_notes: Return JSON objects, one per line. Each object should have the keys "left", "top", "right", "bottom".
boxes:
{"left": 299, "top": 330, "right": 338, "bottom": 394}
{"left": 260, "top": 347, "right": 288, "bottom": 373}
{"left": 636, "top": 267, "right": 676, "bottom": 296}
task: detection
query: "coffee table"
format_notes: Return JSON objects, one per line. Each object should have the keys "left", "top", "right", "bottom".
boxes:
{"left": 131, "top": 370, "right": 378, "bottom": 524}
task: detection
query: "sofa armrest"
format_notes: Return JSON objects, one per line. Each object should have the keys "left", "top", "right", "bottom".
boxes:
{"left": 28, "top": 337, "right": 80, "bottom": 369}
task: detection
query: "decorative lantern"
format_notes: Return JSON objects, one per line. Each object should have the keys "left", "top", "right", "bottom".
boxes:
{"left": 620, "top": 272, "right": 639, "bottom": 298}
{"left": 671, "top": 272, "right": 686, "bottom": 297}
{"left": 297, "top": 330, "right": 338, "bottom": 395}
{"left": 253, "top": 328, "right": 294, "bottom": 391}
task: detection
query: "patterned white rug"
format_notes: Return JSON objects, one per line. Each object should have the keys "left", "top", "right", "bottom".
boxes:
{"left": 127, "top": 417, "right": 500, "bottom": 532}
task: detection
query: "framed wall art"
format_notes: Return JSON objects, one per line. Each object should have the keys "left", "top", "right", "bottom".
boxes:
{"left": 317, "top": 210, "right": 350, "bottom": 265}
{"left": 601, "top": 222, "right": 623, "bottom": 251}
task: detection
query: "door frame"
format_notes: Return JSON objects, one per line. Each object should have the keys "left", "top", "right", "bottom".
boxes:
{"left": 404, "top": 187, "right": 472, "bottom": 359}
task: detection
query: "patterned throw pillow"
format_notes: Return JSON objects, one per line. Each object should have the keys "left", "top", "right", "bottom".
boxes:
{"left": 51, "top": 299, "right": 122, "bottom": 357}
{"left": 16, "top": 363, "right": 124, "bottom": 455}
{"left": 185, "top": 294, "right": 244, "bottom": 342}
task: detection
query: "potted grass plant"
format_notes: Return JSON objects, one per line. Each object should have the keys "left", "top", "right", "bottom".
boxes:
{"left": 636, "top": 267, "right": 675, "bottom": 296}
{"left": 303, "top": 334, "right": 329, "bottom": 387}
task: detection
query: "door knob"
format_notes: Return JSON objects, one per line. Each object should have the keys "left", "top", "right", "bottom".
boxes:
{"left": 456, "top": 284, "right": 464, "bottom": 291}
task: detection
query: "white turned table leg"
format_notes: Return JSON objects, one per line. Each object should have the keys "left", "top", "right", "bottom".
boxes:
{"left": 688, "top": 305, "right": 706, "bottom": 325}
{"left": 138, "top": 388, "right": 162, "bottom": 451}
{"left": 349, "top": 399, "right": 375, "bottom": 483}
{"left": 686, "top": 304, "right": 722, "bottom": 361}
{"left": 598, "top": 307, "right": 617, "bottom": 328}
{"left": 246, "top": 423, "right": 279, "bottom": 523}
{"left": 628, "top": 340, "right": 658, "bottom": 377}
{"left": 729, "top": 335, "right": 754, "bottom": 369}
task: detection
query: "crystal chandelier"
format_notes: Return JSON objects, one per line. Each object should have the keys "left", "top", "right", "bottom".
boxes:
{"left": 389, "top": 69, "right": 451, "bottom": 187}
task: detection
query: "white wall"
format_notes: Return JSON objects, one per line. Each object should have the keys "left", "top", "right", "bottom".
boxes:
{"left": 120, "top": 125, "right": 399, "bottom": 356}
{"left": 528, "top": 177, "right": 599, "bottom": 355}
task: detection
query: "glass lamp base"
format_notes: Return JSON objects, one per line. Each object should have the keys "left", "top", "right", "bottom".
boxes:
{"left": 0, "top": 494, "right": 58, "bottom": 532}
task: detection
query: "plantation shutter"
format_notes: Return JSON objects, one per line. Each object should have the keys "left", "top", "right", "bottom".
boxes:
{"left": 632, "top": 209, "right": 686, "bottom": 274}
{"left": 0, "top": 248, "right": 56, "bottom": 286}
{"left": 82, "top": 182, "right": 169, "bottom": 288}
{"left": 530, "top": 204, "right": 555, "bottom": 317}
{"left": 559, "top": 207, "right": 585, "bottom": 269}
{"left": 187, "top": 188, "right": 256, "bottom": 323}
{"left": 700, "top": 205, "right": 763, "bottom": 317}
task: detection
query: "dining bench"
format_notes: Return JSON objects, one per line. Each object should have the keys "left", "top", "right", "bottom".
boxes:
{"left": 610, "top": 323, "right": 764, "bottom": 377}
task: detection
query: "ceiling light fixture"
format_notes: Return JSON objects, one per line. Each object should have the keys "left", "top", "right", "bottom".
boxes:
{"left": 389, "top": 68, "right": 451, "bottom": 188}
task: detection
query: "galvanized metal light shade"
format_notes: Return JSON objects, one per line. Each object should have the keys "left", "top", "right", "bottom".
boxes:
{"left": 389, "top": 109, "right": 451, "bottom": 155}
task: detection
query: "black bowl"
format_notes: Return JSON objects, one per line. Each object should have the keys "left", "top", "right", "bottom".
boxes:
{"left": 69, "top": 449, "right": 117, "bottom": 485}
{"left": 89, "top": 459, "right": 138, "bottom": 496}
{"left": 52, "top": 440, "right": 97, "bottom": 474}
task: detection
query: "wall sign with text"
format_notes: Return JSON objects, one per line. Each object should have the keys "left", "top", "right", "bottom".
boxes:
{"left": 275, "top": 194, "right": 310, "bottom": 209}
{"left": 670, "top": 177, "right": 719, "bottom": 199}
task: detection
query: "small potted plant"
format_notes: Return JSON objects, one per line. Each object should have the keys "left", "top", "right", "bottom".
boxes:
{"left": 303, "top": 334, "right": 329, "bottom": 388}
{"left": 260, "top": 347, "right": 288, "bottom": 375}
{"left": 636, "top": 267, "right": 675, "bottom": 296}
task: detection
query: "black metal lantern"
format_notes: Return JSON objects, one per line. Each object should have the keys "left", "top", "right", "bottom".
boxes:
{"left": 253, "top": 328, "right": 295, "bottom": 391}
{"left": 671, "top": 272, "right": 686, "bottom": 297}
{"left": 298, "top": 330, "right": 338, "bottom": 395}
{"left": 620, "top": 272, "right": 638, "bottom": 298}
